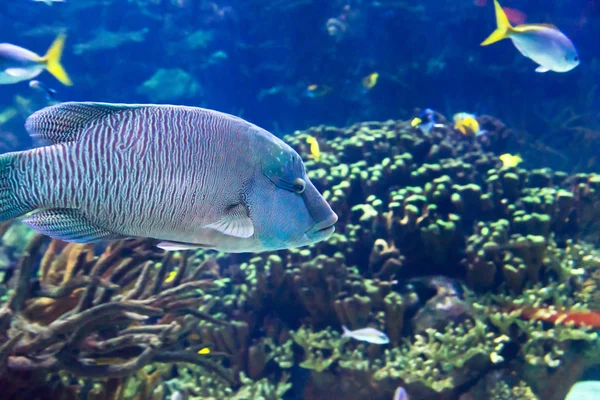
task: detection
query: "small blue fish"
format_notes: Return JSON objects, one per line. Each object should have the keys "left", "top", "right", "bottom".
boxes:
{"left": 393, "top": 387, "right": 409, "bottom": 400}
{"left": 411, "top": 108, "right": 444, "bottom": 134}
{"left": 341, "top": 325, "right": 389, "bottom": 344}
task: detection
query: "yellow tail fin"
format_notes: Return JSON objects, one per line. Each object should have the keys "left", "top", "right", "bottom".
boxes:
{"left": 41, "top": 34, "right": 73, "bottom": 86}
{"left": 480, "top": 0, "right": 513, "bottom": 46}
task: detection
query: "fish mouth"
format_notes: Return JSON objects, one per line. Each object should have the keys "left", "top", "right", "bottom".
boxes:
{"left": 306, "top": 214, "right": 338, "bottom": 240}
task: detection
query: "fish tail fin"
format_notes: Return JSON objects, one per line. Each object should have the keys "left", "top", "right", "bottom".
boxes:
{"left": 480, "top": 0, "right": 513, "bottom": 46}
{"left": 41, "top": 34, "right": 73, "bottom": 86}
{"left": 341, "top": 325, "right": 351, "bottom": 338}
{"left": 0, "top": 153, "right": 34, "bottom": 221}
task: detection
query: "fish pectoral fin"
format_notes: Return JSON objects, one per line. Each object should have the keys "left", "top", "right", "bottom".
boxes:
{"left": 156, "top": 241, "right": 212, "bottom": 251}
{"left": 205, "top": 204, "right": 254, "bottom": 238}
{"left": 4, "top": 68, "right": 31, "bottom": 77}
{"left": 25, "top": 102, "right": 147, "bottom": 144}
{"left": 535, "top": 66, "right": 550, "bottom": 73}
{"left": 23, "top": 208, "right": 126, "bottom": 243}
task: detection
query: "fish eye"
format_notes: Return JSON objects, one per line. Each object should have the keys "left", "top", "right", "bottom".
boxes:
{"left": 293, "top": 178, "right": 306, "bottom": 194}
{"left": 574, "top": 56, "right": 579, "bottom": 61}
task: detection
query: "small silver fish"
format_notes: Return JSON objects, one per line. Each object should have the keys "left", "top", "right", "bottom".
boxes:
{"left": 481, "top": 0, "right": 579, "bottom": 73}
{"left": 393, "top": 387, "right": 409, "bottom": 400}
{"left": 29, "top": 80, "right": 57, "bottom": 100}
{"left": 0, "top": 34, "right": 72, "bottom": 85}
{"left": 342, "top": 325, "right": 389, "bottom": 344}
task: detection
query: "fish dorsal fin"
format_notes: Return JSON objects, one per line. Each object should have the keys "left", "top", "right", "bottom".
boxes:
{"left": 205, "top": 204, "right": 254, "bottom": 238}
{"left": 513, "top": 23, "right": 558, "bottom": 33}
{"left": 25, "top": 102, "right": 146, "bottom": 144}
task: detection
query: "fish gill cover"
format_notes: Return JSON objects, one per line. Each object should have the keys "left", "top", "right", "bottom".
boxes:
{"left": 0, "top": 1, "right": 599, "bottom": 400}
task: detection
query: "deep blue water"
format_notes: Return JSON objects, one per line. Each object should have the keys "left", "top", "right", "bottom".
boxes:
{"left": 0, "top": 0, "right": 598, "bottom": 144}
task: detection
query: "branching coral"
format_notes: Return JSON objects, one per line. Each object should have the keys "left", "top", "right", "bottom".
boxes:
{"left": 0, "top": 235, "right": 230, "bottom": 398}
{"left": 2, "top": 113, "right": 600, "bottom": 400}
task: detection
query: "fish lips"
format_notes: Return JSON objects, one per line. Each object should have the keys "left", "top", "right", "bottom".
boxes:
{"left": 305, "top": 213, "right": 338, "bottom": 241}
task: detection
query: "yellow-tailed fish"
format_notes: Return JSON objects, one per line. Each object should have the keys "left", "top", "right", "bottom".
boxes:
{"left": 410, "top": 117, "right": 422, "bottom": 127}
{"left": 453, "top": 113, "right": 480, "bottom": 136}
{"left": 361, "top": 72, "right": 379, "bottom": 90}
{"left": 306, "top": 136, "right": 321, "bottom": 161}
{"left": 499, "top": 153, "right": 523, "bottom": 168}
{"left": 0, "top": 34, "right": 72, "bottom": 85}
{"left": 481, "top": 0, "right": 579, "bottom": 73}
{"left": 197, "top": 347, "right": 211, "bottom": 355}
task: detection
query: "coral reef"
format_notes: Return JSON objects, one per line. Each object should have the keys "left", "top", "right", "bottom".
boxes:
{"left": 1, "top": 113, "right": 600, "bottom": 399}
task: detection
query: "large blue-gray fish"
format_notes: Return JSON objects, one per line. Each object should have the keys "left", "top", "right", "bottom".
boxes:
{"left": 0, "top": 102, "right": 337, "bottom": 252}
{"left": 481, "top": 0, "right": 579, "bottom": 73}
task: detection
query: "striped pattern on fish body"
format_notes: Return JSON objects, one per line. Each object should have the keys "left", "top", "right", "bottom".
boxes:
{"left": 0, "top": 102, "right": 338, "bottom": 253}
{"left": 23, "top": 106, "right": 260, "bottom": 237}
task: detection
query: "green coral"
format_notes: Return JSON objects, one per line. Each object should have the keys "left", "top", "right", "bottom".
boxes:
{"left": 489, "top": 380, "right": 539, "bottom": 400}
{"left": 374, "top": 319, "right": 507, "bottom": 392}
{"left": 291, "top": 326, "right": 342, "bottom": 373}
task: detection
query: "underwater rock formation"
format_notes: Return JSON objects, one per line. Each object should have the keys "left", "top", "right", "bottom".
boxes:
{"left": 1, "top": 113, "right": 600, "bottom": 399}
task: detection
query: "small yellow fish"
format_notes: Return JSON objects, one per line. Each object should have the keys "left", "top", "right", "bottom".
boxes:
{"left": 306, "top": 136, "right": 321, "bottom": 161}
{"left": 361, "top": 72, "right": 379, "bottom": 90}
{"left": 410, "top": 117, "right": 422, "bottom": 127}
{"left": 197, "top": 347, "right": 211, "bottom": 355}
{"left": 164, "top": 270, "right": 177, "bottom": 283}
{"left": 305, "top": 84, "right": 332, "bottom": 98}
{"left": 499, "top": 153, "right": 523, "bottom": 168}
{"left": 453, "top": 113, "right": 480, "bottom": 136}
